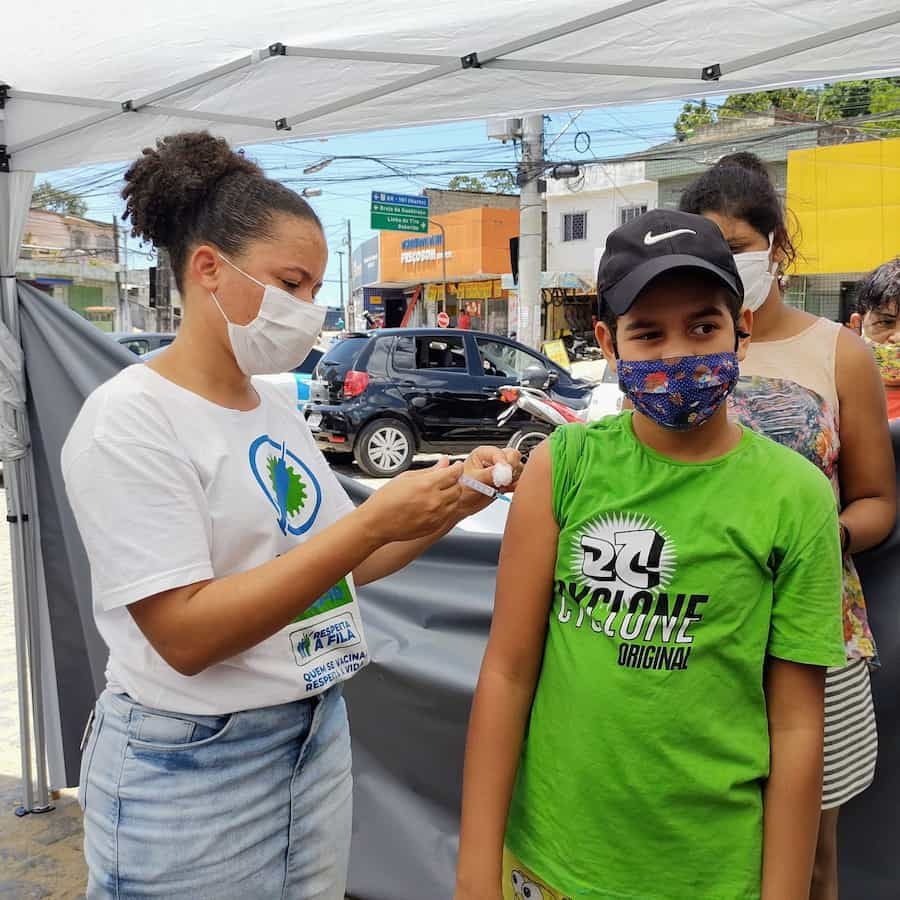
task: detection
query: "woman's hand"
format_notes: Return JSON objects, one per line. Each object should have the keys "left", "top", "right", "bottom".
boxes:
{"left": 358, "top": 458, "right": 464, "bottom": 544}
{"left": 458, "top": 446, "right": 524, "bottom": 517}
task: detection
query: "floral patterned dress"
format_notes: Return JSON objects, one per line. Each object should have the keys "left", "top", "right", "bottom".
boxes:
{"left": 729, "top": 375, "right": 875, "bottom": 662}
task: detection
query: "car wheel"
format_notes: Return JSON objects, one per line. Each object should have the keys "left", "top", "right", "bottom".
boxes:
{"left": 354, "top": 419, "right": 415, "bottom": 478}
{"left": 508, "top": 428, "right": 551, "bottom": 460}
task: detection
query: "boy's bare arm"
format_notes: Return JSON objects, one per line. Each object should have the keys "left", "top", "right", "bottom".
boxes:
{"left": 761, "top": 658, "right": 827, "bottom": 900}
{"left": 455, "top": 441, "right": 559, "bottom": 899}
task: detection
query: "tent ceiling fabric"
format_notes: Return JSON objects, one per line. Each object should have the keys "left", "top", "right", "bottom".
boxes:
{"left": 2, "top": 1, "right": 900, "bottom": 171}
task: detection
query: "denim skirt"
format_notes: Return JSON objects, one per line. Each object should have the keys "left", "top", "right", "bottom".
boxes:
{"left": 79, "top": 685, "right": 352, "bottom": 899}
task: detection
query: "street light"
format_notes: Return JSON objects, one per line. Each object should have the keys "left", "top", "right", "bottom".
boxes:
{"left": 430, "top": 219, "right": 448, "bottom": 315}
{"left": 300, "top": 188, "right": 322, "bottom": 198}
{"left": 302, "top": 157, "right": 335, "bottom": 175}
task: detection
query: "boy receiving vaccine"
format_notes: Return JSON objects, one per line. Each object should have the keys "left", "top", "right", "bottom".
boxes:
{"left": 455, "top": 210, "right": 846, "bottom": 900}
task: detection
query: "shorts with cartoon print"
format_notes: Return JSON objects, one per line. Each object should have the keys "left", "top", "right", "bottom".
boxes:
{"left": 503, "top": 847, "right": 571, "bottom": 900}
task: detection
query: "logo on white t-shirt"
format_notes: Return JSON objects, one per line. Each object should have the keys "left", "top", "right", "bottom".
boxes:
{"left": 249, "top": 435, "right": 323, "bottom": 535}
{"left": 290, "top": 611, "right": 362, "bottom": 666}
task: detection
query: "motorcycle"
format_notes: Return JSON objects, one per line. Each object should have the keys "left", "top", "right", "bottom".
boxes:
{"left": 562, "top": 332, "right": 605, "bottom": 362}
{"left": 498, "top": 366, "right": 622, "bottom": 458}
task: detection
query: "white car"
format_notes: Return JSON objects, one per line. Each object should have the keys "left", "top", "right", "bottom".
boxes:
{"left": 586, "top": 361, "right": 624, "bottom": 421}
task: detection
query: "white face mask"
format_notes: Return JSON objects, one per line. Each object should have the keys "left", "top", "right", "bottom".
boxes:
{"left": 734, "top": 233, "right": 778, "bottom": 313}
{"left": 210, "top": 254, "right": 326, "bottom": 376}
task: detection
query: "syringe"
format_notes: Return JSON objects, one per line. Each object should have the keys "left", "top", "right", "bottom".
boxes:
{"left": 459, "top": 473, "right": 512, "bottom": 503}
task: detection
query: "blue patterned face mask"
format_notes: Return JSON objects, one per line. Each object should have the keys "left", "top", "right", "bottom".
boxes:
{"left": 617, "top": 352, "right": 740, "bottom": 431}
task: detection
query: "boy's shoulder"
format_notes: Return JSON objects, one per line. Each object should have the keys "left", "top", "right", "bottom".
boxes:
{"left": 550, "top": 414, "right": 631, "bottom": 461}
{"left": 740, "top": 426, "right": 835, "bottom": 499}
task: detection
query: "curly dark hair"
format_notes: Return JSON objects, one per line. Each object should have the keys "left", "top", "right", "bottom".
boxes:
{"left": 856, "top": 257, "right": 900, "bottom": 316}
{"left": 122, "top": 132, "right": 321, "bottom": 290}
{"left": 678, "top": 151, "right": 797, "bottom": 270}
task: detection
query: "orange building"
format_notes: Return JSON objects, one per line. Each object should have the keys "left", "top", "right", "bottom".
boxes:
{"left": 373, "top": 207, "right": 518, "bottom": 333}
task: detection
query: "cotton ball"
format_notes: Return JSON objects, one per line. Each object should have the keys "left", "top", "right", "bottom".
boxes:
{"left": 492, "top": 461, "right": 514, "bottom": 488}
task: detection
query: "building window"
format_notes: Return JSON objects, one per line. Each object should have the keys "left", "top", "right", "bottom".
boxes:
{"left": 71, "top": 230, "right": 87, "bottom": 250}
{"left": 562, "top": 212, "right": 587, "bottom": 242}
{"left": 619, "top": 205, "right": 648, "bottom": 225}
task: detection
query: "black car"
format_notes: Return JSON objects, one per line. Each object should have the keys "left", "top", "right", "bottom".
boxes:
{"left": 305, "top": 328, "right": 592, "bottom": 477}
{"left": 111, "top": 331, "right": 176, "bottom": 355}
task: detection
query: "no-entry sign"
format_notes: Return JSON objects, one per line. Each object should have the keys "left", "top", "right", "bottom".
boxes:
{"left": 437, "top": 311, "right": 450, "bottom": 328}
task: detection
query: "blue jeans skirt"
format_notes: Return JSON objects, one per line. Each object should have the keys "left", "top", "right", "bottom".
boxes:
{"left": 79, "top": 686, "right": 352, "bottom": 899}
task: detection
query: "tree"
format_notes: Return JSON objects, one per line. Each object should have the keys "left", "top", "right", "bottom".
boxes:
{"left": 719, "top": 88, "right": 819, "bottom": 120}
{"left": 867, "top": 79, "right": 900, "bottom": 134}
{"left": 448, "top": 169, "right": 517, "bottom": 193}
{"left": 31, "top": 181, "right": 88, "bottom": 218}
{"left": 674, "top": 99, "right": 715, "bottom": 138}
{"left": 673, "top": 78, "right": 900, "bottom": 137}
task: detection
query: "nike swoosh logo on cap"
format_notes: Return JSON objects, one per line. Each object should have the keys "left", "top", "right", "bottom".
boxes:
{"left": 643, "top": 229, "right": 696, "bottom": 245}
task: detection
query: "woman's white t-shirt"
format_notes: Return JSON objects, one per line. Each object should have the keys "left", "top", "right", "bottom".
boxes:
{"left": 61, "top": 364, "right": 368, "bottom": 715}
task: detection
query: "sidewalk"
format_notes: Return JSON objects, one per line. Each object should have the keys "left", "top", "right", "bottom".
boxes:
{"left": 0, "top": 489, "right": 88, "bottom": 898}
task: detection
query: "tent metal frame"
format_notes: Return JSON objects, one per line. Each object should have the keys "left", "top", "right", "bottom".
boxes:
{"left": 5, "top": 5, "right": 900, "bottom": 165}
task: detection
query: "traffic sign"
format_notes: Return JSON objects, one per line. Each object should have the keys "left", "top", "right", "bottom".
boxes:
{"left": 437, "top": 311, "right": 450, "bottom": 328}
{"left": 371, "top": 191, "right": 430, "bottom": 233}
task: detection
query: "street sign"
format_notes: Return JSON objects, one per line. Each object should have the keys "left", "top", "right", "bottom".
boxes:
{"left": 371, "top": 191, "right": 429, "bottom": 233}
{"left": 437, "top": 311, "right": 450, "bottom": 328}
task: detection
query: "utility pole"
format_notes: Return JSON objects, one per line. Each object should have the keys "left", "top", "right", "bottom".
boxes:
{"left": 112, "top": 215, "right": 123, "bottom": 330}
{"left": 336, "top": 250, "right": 345, "bottom": 309}
{"left": 344, "top": 219, "right": 353, "bottom": 331}
{"left": 116, "top": 217, "right": 133, "bottom": 331}
{"left": 517, "top": 114, "right": 544, "bottom": 350}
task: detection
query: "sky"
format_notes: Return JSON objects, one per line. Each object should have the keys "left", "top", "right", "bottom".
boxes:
{"left": 39, "top": 100, "right": 690, "bottom": 307}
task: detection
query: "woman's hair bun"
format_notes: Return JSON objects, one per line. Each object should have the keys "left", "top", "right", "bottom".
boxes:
{"left": 122, "top": 131, "right": 261, "bottom": 248}
{"left": 714, "top": 151, "right": 771, "bottom": 182}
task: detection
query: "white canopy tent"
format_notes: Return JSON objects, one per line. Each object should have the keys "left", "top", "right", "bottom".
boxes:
{"left": 1, "top": 0, "right": 900, "bottom": 813}
{"left": 4, "top": 1, "right": 900, "bottom": 172}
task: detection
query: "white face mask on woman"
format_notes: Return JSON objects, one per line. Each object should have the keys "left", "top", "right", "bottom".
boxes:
{"left": 734, "top": 233, "right": 778, "bottom": 313}
{"left": 210, "top": 254, "right": 326, "bottom": 376}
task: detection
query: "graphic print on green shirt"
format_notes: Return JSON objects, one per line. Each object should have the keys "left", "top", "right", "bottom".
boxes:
{"left": 505, "top": 413, "right": 846, "bottom": 900}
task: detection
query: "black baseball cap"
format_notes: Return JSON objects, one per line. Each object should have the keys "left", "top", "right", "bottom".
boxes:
{"left": 597, "top": 209, "right": 743, "bottom": 315}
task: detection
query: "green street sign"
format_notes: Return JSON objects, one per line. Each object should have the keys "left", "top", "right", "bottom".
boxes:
{"left": 370, "top": 191, "right": 430, "bottom": 233}
{"left": 371, "top": 210, "right": 429, "bottom": 233}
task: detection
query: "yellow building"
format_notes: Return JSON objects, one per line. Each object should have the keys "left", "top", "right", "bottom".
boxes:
{"left": 787, "top": 137, "right": 900, "bottom": 320}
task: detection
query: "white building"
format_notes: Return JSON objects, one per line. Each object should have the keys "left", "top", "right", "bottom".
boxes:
{"left": 545, "top": 161, "right": 659, "bottom": 285}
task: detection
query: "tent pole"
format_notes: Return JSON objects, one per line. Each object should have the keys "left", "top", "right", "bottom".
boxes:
{"left": 721, "top": 10, "right": 900, "bottom": 76}
{"left": 20, "top": 439, "right": 52, "bottom": 812}
{"left": 0, "top": 157, "right": 52, "bottom": 814}
{"left": 486, "top": 59, "right": 697, "bottom": 79}
{"left": 1, "top": 278, "right": 52, "bottom": 815}
{"left": 0, "top": 276, "right": 35, "bottom": 814}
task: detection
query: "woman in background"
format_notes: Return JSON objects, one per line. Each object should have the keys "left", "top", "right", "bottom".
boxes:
{"left": 681, "top": 153, "right": 895, "bottom": 900}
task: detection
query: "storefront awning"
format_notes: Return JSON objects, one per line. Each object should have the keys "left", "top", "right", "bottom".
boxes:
{"left": 502, "top": 272, "right": 594, "bottom": 292}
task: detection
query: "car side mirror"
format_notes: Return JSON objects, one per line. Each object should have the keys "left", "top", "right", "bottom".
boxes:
{"left": 521, "top": 365, "right": 553, "bottom": 390}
